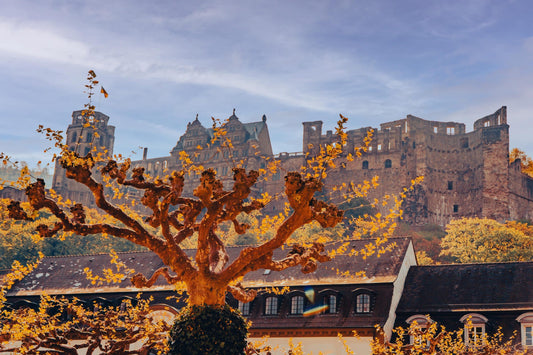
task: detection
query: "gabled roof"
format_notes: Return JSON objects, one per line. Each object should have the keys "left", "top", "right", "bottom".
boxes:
{"left": 397, "top": 262, "right": 533, "bottom": 313}
{"left": 8, "top": 237, "right": 412, "bottom": 296}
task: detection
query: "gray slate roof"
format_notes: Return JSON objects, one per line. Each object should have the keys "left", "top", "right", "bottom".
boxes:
{"left": 7, "top": 237, "right": 412, "bottom": 296}
{"left": 397, "top": 261, "right": 533, "bottom": 313}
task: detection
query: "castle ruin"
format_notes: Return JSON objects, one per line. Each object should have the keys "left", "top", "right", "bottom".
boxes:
{"left": 48, "top": 106, "right": 533, "bottom": 226}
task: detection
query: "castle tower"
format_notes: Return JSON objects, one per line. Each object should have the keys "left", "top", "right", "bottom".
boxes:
{"left": 52, "top": 110, "right": 115, "bottom": 204}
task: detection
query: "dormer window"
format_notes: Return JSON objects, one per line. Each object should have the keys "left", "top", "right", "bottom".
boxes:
{"left": 264, "top": 296, "right": 278, "bottom": 315}
{"left": 356, "top": 294, "right": 371, "bottom": 313}
{"left": 406, "top": 315, "right": 432, "bottom": 346}
{"left": 290, "top": 295, "right": 304, "bottom": 315}
{"left": 324, "top": 294, "right": 338, "bottom": 314}
{"left": 517, "top": 313, "right": 533, "bottom": 348}
{"left": 238, "top": 301, "right": 250, "bottom": 316}
{"left": 460, "top": 313, "right": 488, "bottom": 347}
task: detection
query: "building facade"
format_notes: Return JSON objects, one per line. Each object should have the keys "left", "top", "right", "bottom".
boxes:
{"left": 44, "top": 106, "right": 533, "bottom": 226}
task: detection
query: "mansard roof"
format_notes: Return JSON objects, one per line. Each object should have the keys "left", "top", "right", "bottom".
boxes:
{"left": 396, "top": 261, "right": 533, "bottom": 313}
{"left": 7, "top": 237, "right": 412, "bottom": 297}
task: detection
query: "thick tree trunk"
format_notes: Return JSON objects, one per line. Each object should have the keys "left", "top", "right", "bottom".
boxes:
{"left": 186, "top": 275, "right": 228, "bottom": 306}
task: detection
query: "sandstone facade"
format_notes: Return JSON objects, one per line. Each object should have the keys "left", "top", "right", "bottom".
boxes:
{"left": 47, "top": 106, "right": 533, "bottom": 226}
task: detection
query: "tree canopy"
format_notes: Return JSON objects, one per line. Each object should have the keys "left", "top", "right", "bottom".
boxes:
{"left": 440, "top": 218, "right": 533, "bottom": 263}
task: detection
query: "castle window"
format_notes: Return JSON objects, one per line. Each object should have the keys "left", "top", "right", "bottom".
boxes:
{"left": 362, "top": 161, "right": 369, "bottom": 170}
{"left": 447, "top": 127, "right": 455, "bottom": 135}
{"left": 484, "top": 121, "right": 490, "bottom": 127}
{"left": 356, "top": 293, "right": 371, "bottom": 313}
{"left": 433, "top": 126, "right": 438, "bottom": 134}
{"left": 377, "top": 144, "right": 382, "bottom": 151}
{"left": 84, "top": 147, "right": 91, "bottom": 156}
{"left": 517, "top": 313, "right": 533, "bottom": 348}
{"left": 86, "top": 132, "right": 93, "bottom": 142}
{"left": 448, "top": 181, "right": 453, "bottom": 190}
{"left": 460, "top": 313, "right": 487, "bottom": 347}
{"left": 71, "top": 132, "right": 77, "bottom": 143}
{"left": 453, "top": 204, "right": 459, "bottom": 213}
{"left": 238, "top": 301, "right": 250, "bottom": 316}
{"left": 384, "top": 159, "right": 392, "bottom": 168}
{"left": 368, "top": 146, "right": 372, "bottom": 152}
{"left": 290, "top": 295, "right": 304, "bottom": 315}
{"left": 264, "top": 296, "right": 278, "bottom": 315}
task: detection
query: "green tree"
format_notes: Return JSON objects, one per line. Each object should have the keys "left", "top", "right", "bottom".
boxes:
{"left": 440, "top": 218, "right": 533, "bottom": 263}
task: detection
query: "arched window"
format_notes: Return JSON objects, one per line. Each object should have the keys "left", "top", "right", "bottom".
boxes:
{"left": 516, "top": 312, "right": 533, "bottom": 348}
{"left": 460, "top": 313, "right": 488, "bottom": 347}
{"left": 290, "top": 295, "right": 304, "bottom": 315}
{"left": 362, "top": 161, "right": 369, "bottom": 170}
{"left": 384, "top": 159, "right": 392, "bottom": 168}
{"left": 264, "top": 296, "right": 278, "bottom": 315}
{"left": 406, "top": 315, "right": 432, "bottom": 346}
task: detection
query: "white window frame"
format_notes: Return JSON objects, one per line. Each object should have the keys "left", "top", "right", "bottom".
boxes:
{"left": 238, "top": 301, "right": 250, "bottom": 316}
{"left": 406, "top": 315, "right": 432, "bottom": 346}
{"left": 460, "top": 313, "right": 488, "bottom": 347}
{"left": 290, "top": 295, "right": 304, "bottom": 315}
{"left": 517, "top": 313, "right": 533, "bottom": 348}
{"left": 356, "top": 293, "right": 371, "bottom": 313}
{"left": 264, "top": 296, "right": 278, "bottom": 315}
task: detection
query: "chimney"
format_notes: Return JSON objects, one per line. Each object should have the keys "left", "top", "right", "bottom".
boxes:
{"left": 143, "top": 147, "right": 148, "bottom": 160}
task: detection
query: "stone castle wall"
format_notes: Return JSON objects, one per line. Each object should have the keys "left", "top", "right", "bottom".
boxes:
{"left": 17, "top": 105, "right": 532, "bottom": 227}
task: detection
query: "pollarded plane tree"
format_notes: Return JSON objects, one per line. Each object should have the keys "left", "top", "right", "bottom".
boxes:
{"left": 6, "top": 126, "right": 344, "bottom": 307}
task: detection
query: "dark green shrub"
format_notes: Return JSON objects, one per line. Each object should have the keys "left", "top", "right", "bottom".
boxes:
{"left": 167, "top": 304, "right": 248, "bottom": 355}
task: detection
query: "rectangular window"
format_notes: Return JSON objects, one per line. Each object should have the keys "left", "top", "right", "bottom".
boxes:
{"left": 291, "top": 296, "right": 304, "bottom": 315}
{"left": 433, "top": 126, "right": 438, "bottom": 134}
{"left": 447, "top": 127, "right": 455, "bottom": 135}
{"left": 325, "top": 295, "right": 337, "bottom": 314}
{"left": 265, "top": 297, "right": 278, "bottom": 315}
{"left": 356, "top": 294, "right": 371, "bottom": 313}
{"left": 466, "top": 326, "right": 485, "bottom": 347}
{"left": 448, "top": 181, "right": 453, "bottom": 190}
{"left": 525, "top": 326, "right": 533, "bottom": 346}
{"left": 377, "top": 144, "right": 382, "bottom": 151}
{"left": 238, "top": 301, "right": 250, "bottom": 316}
{"left": 453, "top": 204, "right": 459, "bottom": 213}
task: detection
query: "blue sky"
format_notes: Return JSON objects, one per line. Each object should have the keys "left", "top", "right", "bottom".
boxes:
{"left": 1, "top": 0, "right": 533, "bottom": 168}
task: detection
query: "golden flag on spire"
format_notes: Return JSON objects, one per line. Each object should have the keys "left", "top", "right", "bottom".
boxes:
{"left": 100, "top": 86, "right": 109, "bottom": 98}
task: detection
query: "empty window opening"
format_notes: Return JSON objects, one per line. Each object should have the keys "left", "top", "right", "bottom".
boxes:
{"left": 453, "top": 204, "right": 459, "bottom": 213}
{"left": 448, "top": 181, "right": 453, "bottom": 190}
{"left": 447, "top": 127, "right": 455, "bottom": 135}
{"left": 384, "top": 159, "right": 392, "bottom": 168}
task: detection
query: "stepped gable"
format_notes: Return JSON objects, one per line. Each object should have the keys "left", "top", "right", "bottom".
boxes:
{"left": 397, "top": 261, "right": 533, "bottom": 313}
{"left": 8, "top": 237, "right": 412, "bottom": 296}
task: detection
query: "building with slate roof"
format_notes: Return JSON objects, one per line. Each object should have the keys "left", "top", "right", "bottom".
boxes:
{"left": 395, "top": 262, "right": 533, "bottom": 350}
{"left": 5, "top": 237, "right": 416, "bottom": 354}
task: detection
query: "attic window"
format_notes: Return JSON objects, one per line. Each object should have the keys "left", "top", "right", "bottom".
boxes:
{"left": 516, "top": 313, "right": 533, "bottom": 348}
{"left": 324, "top": 294, "right": 338, "bottom": 314}
{"left": 460, "top": 313, "right": 488, "bottom": 347}
{"left": 406, "top": 315, "right": 432, "bottom": 346}
{"left": 263, "top": 269, "right": 271, "bottom": 275}
{"left": 264, "top": 296, "right": 278, "bottom": 315}
{"left": 238, "top": 301, "right": 250, "bottom": 316}
{"left": 355, "top": 293, "right": 371, "bottom": 313}
{"left": 290, "top": 295, "right": 304, "bottom": 315}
